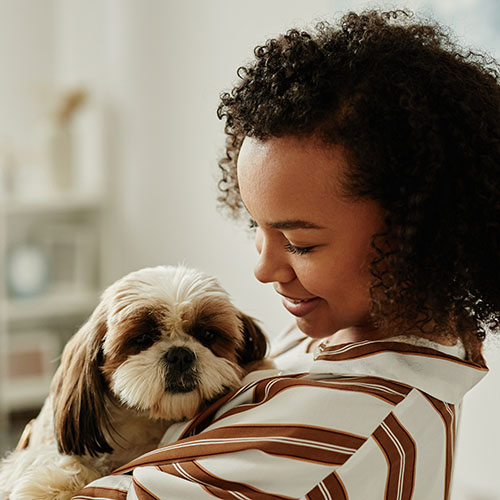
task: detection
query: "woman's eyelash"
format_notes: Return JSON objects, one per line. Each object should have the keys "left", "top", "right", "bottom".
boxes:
{"left": 248, "top": 218, "right": 314, "bottom": 254}
{"left": 284, "top": 242, "right": 314, "bottom": 255}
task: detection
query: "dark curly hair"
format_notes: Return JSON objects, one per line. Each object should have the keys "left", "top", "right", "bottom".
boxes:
{"left": 216, "top": 9, "right": 500, "bottom": 359}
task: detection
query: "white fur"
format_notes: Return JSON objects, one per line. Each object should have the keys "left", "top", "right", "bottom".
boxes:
{"left": 0, "top": 446, "right": 101, "bottom": 500}
{"left": 111, "top": 338, "right": 242, "bottom": 421}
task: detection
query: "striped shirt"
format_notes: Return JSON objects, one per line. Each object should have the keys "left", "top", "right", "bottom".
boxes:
{"left": 72, "top": 329, "right": 487, "bottom": 500}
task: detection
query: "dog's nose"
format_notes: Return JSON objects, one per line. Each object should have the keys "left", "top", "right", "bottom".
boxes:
{"left": 164, "top": 346, "right": 195, "bottom": 372}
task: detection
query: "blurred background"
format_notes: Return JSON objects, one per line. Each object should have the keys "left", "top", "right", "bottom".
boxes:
{"left": 0, "top": 0, "right": 498, "bottom": 498}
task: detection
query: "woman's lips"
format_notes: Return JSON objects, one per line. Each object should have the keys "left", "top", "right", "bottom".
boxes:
{"left": 280, "top": 295, "right": 321, "bottom": 317}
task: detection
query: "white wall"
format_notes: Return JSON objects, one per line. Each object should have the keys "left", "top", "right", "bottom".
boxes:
{"left": 453, "top": 339, "right": 500, "bottom": 499}
{"left": 1, "top": 0, "right": 499, "bottom": 497}
{"left": 53, "top": 0, "right": 339, "bottom": 338}
{"left": 0, "top": 1, "right": 56, "bottom": 156}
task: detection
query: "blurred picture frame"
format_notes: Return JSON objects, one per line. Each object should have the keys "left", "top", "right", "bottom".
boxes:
{"left": 6, "top": 330, "right": 60, "bottom": 409}
{"left": 40, "top": 222, "right": 97, "bottom": 294}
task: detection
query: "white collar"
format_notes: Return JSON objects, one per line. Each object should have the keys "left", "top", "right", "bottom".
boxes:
{"left": 310, "top": 337, "right": 487, "bottom": 404}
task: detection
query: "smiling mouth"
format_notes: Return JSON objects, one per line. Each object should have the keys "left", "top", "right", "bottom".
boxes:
{"left": 285, "top": 297, "right": 312, "bottom": 304}
{"left": 277, "top": 291, "right": 316, "bottom": 303}
{"left": 278, "top": 293, "right": 322, "bottom": 317}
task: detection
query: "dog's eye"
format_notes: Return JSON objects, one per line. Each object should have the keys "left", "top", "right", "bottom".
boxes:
{"left": 135, "top": 333, "right": 152, "bottom": 346}
{"left": 128, "top": 329, "right": 161, "bottom": 351}
{"left": 199, "top": 329, "right": 217, "bottom": 346}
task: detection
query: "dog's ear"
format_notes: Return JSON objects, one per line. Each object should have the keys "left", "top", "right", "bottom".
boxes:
{"left": 51, "top": 299, "right": 113, "bottom": 457}
{"left": 237, "top": 313, "right": 268, "bottom": 365}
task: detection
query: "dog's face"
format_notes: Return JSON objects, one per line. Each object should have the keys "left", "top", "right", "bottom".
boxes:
{"left": 51, "top": 265, "right": 267, "bottom": 457}
{"left": 100, "top": 265, "right": 259, "bottom": 420}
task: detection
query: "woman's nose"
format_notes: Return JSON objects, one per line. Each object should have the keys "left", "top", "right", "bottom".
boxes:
{"left": 254, "top": 232, "right": 294, "bottom": 284}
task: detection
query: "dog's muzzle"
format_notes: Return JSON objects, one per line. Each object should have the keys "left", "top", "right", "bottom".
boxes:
{"left": 163, "top": 346, "right": 199, "bottom": 393}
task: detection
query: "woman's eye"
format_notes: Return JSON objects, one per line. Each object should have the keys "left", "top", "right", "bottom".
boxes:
{"left": 284, "top": 242, "right": 315, "bottom": 255}
{"left": 248, "top": 218, "right": 258, "bottom": 230}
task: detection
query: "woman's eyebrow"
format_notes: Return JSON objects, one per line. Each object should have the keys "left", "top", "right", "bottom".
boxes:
{"left": 242, "top": 201, "right": 325, "bottom": 229}
{"left": 268, "top": 220, "right": 325, "bottom": 230}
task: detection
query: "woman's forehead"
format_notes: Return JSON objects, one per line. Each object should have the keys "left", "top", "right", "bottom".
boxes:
{"left": 237, "top": 135, "right": 348, "bottom": 197}
{"left": 237, "top": 135, "right": 383, "bottom": 230}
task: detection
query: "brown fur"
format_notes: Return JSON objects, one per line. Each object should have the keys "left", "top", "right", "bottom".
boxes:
{"left": 51, "top": 301, "right": 113, "bottom": 457}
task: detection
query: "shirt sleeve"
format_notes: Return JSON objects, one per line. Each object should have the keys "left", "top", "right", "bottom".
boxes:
{"left": 72, "top": 372, "right": 456, "bottom": 500}
{"left": 311, "top": 388, "right": 456, "bottom": 500}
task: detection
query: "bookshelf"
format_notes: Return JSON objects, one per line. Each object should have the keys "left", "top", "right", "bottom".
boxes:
{"left": 0, "top": 193, "right": 107, "bottom": 452}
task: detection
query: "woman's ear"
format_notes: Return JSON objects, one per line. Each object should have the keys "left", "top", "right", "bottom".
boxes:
{"left": 237, "top": 313, "right": 268, "bottom": 366}
{"left": 51, "top": 299, "right": 113, "bottom": 457}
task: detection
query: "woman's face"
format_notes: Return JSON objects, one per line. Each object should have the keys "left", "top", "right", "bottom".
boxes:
{"left": 237, "top": 136, "right": 386, "bottom": 340}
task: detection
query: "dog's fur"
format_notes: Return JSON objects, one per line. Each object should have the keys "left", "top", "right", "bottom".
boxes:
{"left": 0, "top": 265, "right": 269, "bottom": 500}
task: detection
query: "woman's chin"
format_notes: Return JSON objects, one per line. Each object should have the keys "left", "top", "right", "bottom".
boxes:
{"left": 294, "top": 316, "right": 337, "bottom": 339}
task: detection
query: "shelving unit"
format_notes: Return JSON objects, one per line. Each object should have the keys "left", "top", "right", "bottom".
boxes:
{"left": 0, "top": 192, "right": 107, "bottom": 452}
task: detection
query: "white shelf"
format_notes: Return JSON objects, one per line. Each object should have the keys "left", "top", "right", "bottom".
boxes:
{"left": 1, "top": 193, "right": 104, "bottom": 216}
{"left": 5, "top": 290, "right": 98, "bottom": 323}
{"left": 0, "top": 186, "right": 107, "bottom": 429}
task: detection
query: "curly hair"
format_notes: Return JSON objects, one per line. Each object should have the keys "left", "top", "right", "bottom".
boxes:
{"left": 216, "top": 9, "right": 500, "bottom": 357}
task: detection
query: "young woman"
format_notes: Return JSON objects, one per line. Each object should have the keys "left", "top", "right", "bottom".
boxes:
{"left": 73, "top": 9, "right": 499, "bottom": 499}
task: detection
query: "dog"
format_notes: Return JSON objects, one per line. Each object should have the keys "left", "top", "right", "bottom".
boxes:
{"left": 0, "top": 265, "right": 269, "bottom": 500}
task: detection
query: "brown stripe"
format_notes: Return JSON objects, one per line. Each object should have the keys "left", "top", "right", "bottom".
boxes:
{"left": 373, "top": 412, "right": 416, "bottom": 500}
{"left": 316, "top": 341, "right": 487, "bottom": 370}
{"left": 253, "top": 376, "right": 308, "bottom": 403}
{"left": 132, "top": 476, "right": 162, "bottom": 500}
{"left": 254, "top": 376, "right": 411, "bottom": 404}
{"left": 325, "top": 377, "right": 411, "bottom": 405}
{"left": 209, "top": 376, "right": 410, "bottom": 427}
{"left": 306, "top": 471, "right": 348, "bottom": 500}
{"left": 179, "top": 386, "right": 247, "bottom": 438}
{"left": 179, "top": 373, "right": 400, "bottom": 440}
{"left": 160, "top": 460, "right": 296, "bottom": 500}
{"left": 179, "top": 373, "right": 306, "bottom": 439}
{"left": 115, "top": 424, "right": 366, "bottom": 474}
{"left": 73, "top": 485, "right": 127, "bottom": 500}
{"left": 423, "top": 394, "right": 456, "bottom": 500}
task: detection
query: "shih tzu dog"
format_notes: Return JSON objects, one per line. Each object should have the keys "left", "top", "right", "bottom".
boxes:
{"left": 0, "top": 265, "right": 269, "bottom": 500}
